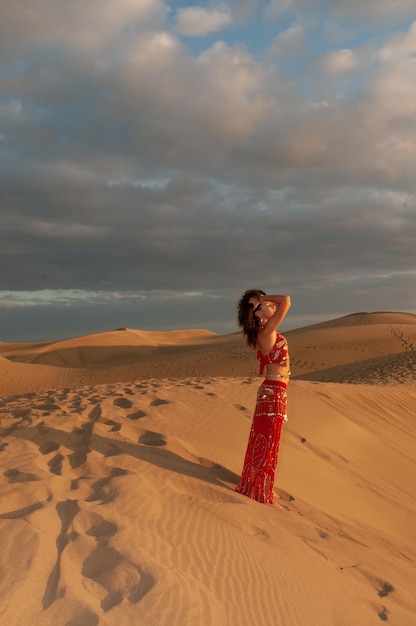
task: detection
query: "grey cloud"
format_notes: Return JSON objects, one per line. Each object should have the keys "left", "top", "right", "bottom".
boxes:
{"left": 1, "top": 3, "right": 415, "bottom": 340}
{"left": 0, "top": 0, "right": 168, "bottom": 61}
{"left": 1, "top": 268, "right": 414, "bottom": 342}
{"left": 0, "top": 291, "right": 239, "bottom": 342}
{"left": 3, "top": 19, "right": 415, "bottom": 186}
{"left": 175, "top": 8, "right": 232, "bottom": 37}
{"left": 2, "top": 39, "right": 269, "bottom": 171}
{"left": 265, "top": 0, "right": 416, "bottom": 20}
{"left": 1, "top": 165, "right": 414, "bottom": 295}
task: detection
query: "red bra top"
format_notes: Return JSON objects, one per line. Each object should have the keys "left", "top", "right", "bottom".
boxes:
{"left": 257, "top": 333, "right": 289, "bottom": 375}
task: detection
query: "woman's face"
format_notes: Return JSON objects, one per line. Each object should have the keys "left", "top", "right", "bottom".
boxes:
{"left": 249, "top": 298, "right": 276, "bottom": 321}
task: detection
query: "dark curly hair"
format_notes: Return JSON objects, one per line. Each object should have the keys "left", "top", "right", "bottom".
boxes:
{"left": 238, "top": 289, "right": 266, "bottom": 348}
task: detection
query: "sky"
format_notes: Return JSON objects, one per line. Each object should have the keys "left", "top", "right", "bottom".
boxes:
{"left": 1, "top": 0, "right": 416, "bottom": 341}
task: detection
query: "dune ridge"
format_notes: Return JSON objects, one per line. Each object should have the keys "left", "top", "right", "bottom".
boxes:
{"left": 293, "top": 311, "right": 416, "bottom": 329}
{"left": 1, "top": 312, "right": 416, "bottom": 397}
{"left": 1, "top": 312, "right": 415, "bottom": 625}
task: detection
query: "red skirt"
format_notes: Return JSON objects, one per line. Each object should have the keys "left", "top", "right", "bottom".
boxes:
{"left": 235, "top": 380, "right": 287, "bottom": 504}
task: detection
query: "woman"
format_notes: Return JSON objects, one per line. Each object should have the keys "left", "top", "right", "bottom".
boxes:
{"left": 235, "top": 289, "right": 291, "bottom": 505}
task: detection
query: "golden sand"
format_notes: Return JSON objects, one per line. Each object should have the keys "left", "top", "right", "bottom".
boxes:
{"left": 1, "top": 313, "right": 415, "bottom": 625}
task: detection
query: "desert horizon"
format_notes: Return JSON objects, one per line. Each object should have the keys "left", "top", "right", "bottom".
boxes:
{"left": 1, "top": 311, "right": 416, "bottom": 625}
{"left": 1, "top": 310, "right": 416, "bottom": 397}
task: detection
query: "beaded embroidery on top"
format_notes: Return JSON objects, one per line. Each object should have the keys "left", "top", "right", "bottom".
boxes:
{"left": 257, "top": 333, "right": 290, "bottom": 375}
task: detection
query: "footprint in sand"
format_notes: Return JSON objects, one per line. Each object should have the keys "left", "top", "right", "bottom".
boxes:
{"left": 81, "top": 513, "right": 155, "bottom": 612}
{"left": 113, "top": 397, "right": 133, "bottom": 409}
{"left": 35, "top": 475, "right": 130, "bottom": 626}
{"left": 88, "top": 396, "right": 102, "bottom": 406}
{"left": 11, "top": 408, "right": 31, "bottom": 419}
{"left": 3, "top": 468, "right": 40, "bottom": 483}
{"left": 48, "top": 453, "right": 65, "bottom": 476}
{"left": 149, "top": 398, "right": 171, "bottom": 407}
{"left": 33, "top": 402, "right": 61, "bottom": 415}
{"left": 126, "top": 410, "right": 147, "bottom": 421}
{"left": 66, "top": 404, "right": 104, "bottom": 469}
{"left": 68, "top": 451, "right": 89, "bottom": 469}
{"left": 138, "top": 431, "right": 166, "bottom": 446}
{"left": 42, "top": 499, "right": 81, "bottom": 610}
{"left": 376, "top": 606, "right": 389, "bottom": 621}
{"left": 67, "top": 429, "right": 93, "bottom": 468}
{"left": 39, "top": 440, "right": 60, "bottom": 455}
{"left": 275, "top": 488, "right": 296, "bottom": 503}
{"left": 378, "top": 581, "right": 394, "bottom": 598}
{"left": 104, "top": 420, "right": 121, "bottom": 432}
{"left": 134, "top": 383, "right": 148, "bottom": 391}
{"left": 88, "top": 404, "right": 102, "bottom": 421}
{"left": 85, "top": 467, "right": 129, "bottom": 504}
{"left": 86, "top": 517, "right": 118, "bottom": 539}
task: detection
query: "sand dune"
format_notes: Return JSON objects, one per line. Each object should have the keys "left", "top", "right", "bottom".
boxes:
{"left": 1, "top": 312, "right": 416, "bottom": 396}
{"left": 1, "top": 312, "right": 415, "bottom": 625}
{"left": 288, "top": 313, "right": 416, "bottom": 385}
{"left": 293, "top": 311, "right": 416, "bottom": 329}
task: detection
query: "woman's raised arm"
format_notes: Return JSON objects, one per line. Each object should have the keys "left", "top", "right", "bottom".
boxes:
{"left": 261, "top": 294, "right": 291, "bottom": 334}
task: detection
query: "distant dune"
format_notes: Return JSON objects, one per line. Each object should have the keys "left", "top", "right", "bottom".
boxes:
{"left": 292, "top": 311, "right": 416, "bottom": 329}
{"left": 1, "top": 312, "right": 415, "bottom": 626}
{"left": 287, "top": 311, "right": 416, "bottom": 385}
{"left": 1, "top": 312, "right": 415, "bottom": 396}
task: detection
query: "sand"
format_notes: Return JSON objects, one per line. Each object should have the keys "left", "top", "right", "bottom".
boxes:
{"left": 1, "top": 312, "right": 415, "bottom": 626}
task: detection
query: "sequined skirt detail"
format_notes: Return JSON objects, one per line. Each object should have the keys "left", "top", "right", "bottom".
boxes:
{"left": 235, "top": 380, "right": 287, "bottom": 504}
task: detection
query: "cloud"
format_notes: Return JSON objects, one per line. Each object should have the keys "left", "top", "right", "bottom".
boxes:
{"left": 330, "top": 0, "right": 416, "bottom": 18}
{"left": 268, "top": 23, "right": 308, "bottom": 58}
{"left": 0, "top": 0, "right": 168, "bottom": 60}
{"left": 175, "top": 7, "right": 232, "bottom": 36}
{"left": 265, "top": 0, "right": 416, "bottom": 20}
{"left": 378, "top": 20, "right": 416, "bottom": 61}
{"left": 0, "top": 289, "right": 235, "bottom": 341}
{"left": 317, "top": 49, "right": 359, "bottom": 75}
{"left": 0, "top": 2, "right": 415, "bottom": 339}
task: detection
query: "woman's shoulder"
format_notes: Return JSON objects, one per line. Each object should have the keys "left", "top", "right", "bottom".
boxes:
{"left": 257, "top": 328, "right": 278, "bottom": 354}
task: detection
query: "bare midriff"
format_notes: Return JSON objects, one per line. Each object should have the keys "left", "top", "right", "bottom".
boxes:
{"left": 263, "top": 362, "right": 291, "bottom": 382}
